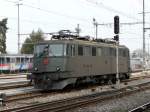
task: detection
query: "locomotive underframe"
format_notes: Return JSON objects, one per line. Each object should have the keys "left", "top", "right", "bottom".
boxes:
{"left": 32, "top": 72, "right": 130, "bottom": 90}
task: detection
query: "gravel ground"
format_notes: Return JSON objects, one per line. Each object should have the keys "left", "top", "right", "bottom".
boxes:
{"left": 0, "top": 85, "right": 112, "bottom": 111}
{"left": 68, "top": 89, "right": 150, "bottom": 112}
{"left": 0, "top": 71, "right": 150, "bottom": 111}
{"left": 131, "top": 70, "right": 150, "bottom": 78}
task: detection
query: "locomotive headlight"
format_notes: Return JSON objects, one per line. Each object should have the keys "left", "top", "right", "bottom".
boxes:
{"left": 56, "top": 67, "right": 60, "bottom": 71}
{"left": 34, "top": 67, "right": 38, "bottom": 71}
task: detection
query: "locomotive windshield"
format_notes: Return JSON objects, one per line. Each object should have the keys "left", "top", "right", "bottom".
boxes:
{"left": 34, "top": 44, "right": 64, "bottom": 57}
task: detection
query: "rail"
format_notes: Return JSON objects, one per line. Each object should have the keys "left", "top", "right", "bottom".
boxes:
{"left": 129, "top": 102, "right": 150, "bottom": 112}
{"left": 2, "top": 81, "right": 150, "bottom": 112}
{"left": 3, "top": 73, "right": 150, "bottom": 103}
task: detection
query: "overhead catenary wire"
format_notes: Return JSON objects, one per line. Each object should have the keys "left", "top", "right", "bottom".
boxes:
{"left": 3, "top": 0, "right": 148, "bottom": 28}
{"left": 96, "top": 22, "right": 146, "bottom": 27}
{"left": 85, "top": 0, "right": 141, "bottom": 21}
{"left": 2, "top": 0, "right": 90, "bottom": 23}
{"left": 0, "top": 15, "right": 64, "bottom": 26}
{"left": 2, "top": 1, "right": 149, "bottom": 38}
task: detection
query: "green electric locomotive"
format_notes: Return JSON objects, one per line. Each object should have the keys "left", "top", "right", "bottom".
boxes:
{"left": 31, "top": 30, "right": 130, "bottom": 90}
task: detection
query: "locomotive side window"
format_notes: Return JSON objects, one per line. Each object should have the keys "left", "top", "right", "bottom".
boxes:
{"left": 78, "top": 45, "right": 83, "bottom": 56}
{"left": 84, "top": 46, "right": 90, "bottom": 56}
{"left": 101, "top": 47, "right": 106, "bottom": 56}
{"left": 103, "top": 47, "right": 109, "bottom": 56}
{"left": 123, "top": 49, "right": 126, "bottom": 57}
{"left": 127, "top": 50, "right": 129, "bottom": 57}
{"left": 92, "top": 47, "right": 96, "bottom": 56}
{"left": 119, "top": 48, "right": 124, "bottom": 57}
{"left": 110, "top": 48, "right": 116, "bottom": 56}
{"left": 71, "top": 44, "right": 75, "bottom": 56}
{"left": 109, "top": 48, "right": 112, "bottom": 56}
{"left": 97, "top": 47, "right": 102, "bottom": 56}
{"left": 64, "top": 44, "right": 68, "bottom": 56}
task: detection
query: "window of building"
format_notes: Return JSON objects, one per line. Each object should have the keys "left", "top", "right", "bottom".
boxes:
{"left": 21, "top": 58, "right": 24, "bottom": 63}
{"left": 30, "top": 58, "right": 33, "bottom": 63}
{"left": 25, "top": 58, "right": 29, "bottom": 63}
{"left": 0, "top": 58, "right": 4, "bottom": 64}
{"left": 16, "top": 58, "right": 20, "bottom": 63}
{"left": 11, "top": 58, "right": 15, "bottom": 63}
{"left": 6, "top": 58, "right": 10, "bottom": 63}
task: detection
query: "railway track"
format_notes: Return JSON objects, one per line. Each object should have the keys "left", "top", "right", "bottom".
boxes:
{"left": 6, "top": 91, "right": 46, "bottom": 103}
{"left": 0, "top": 76, "right": 26, "bottom": 79}
{"left": 0, "top": 81, "right": 31, "bottom": 90}
{"left": 129, "top": 102, "right": 150, "bottom": 112}
{"left": 2, "top": 73, "right": 150, "bottom": 103}
{"left": 1, "top": 81, "right": 150, "bottom": 112}
{"left": 123, "top": 75, "right": 150, "bottom": 83}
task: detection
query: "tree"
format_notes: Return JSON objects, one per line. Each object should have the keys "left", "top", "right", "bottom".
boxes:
{"left": 0, "top": 18, "right": 8, "bottom": 54}
{"left": 21, "top": 29, "right": 45, "bottom": 54}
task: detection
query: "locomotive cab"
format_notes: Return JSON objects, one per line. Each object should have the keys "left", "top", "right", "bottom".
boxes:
{"left": 33, "top": 43, "right": 67, "bottom": 73}
{"left": 32, "top": 41, "right": 75, "bottom": 89}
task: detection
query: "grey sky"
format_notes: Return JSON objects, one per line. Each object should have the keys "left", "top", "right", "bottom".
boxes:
{"left": 0, "top": 0, "right": 150, "bottom": 53}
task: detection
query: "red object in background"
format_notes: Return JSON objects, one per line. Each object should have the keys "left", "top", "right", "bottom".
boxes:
{"left": 0, "top": 64, "right": 9, "bottom": 67}
{"left": 43, "top": 58, "right": 49, "bottom": 65}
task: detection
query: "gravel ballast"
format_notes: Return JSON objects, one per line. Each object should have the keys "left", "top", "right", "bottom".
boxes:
{"left": 0, "top": 72, "right": 150, "bottom": 111}
{"left": 69, "top": 89, "right": 150, "bottom": 112}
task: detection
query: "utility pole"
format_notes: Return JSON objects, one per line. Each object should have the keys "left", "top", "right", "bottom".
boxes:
{"left": 93, "top": 18, "right": 98, "bottom": 39}
{"left": 143, "top": 0, "right": 146, "bottom": 70}
{"left": 75, "top": 24, "right": 81, "bottom": 37}
{"left": 138, "top": 0, "right": 150, "bottom": 70}
{"left": 17, "top": 0, "right": 22, "bottom": 54}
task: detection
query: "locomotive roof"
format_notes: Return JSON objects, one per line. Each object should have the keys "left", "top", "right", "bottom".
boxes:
{"left": 37, "top": 39, "right": 128, "bottom": 49}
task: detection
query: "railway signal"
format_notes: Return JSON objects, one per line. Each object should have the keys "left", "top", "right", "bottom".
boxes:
{"left": 114, "top": 35, "right": 119, "bottom": 41}
{"left": 114, "top": 16, "right": 120, "bottom": 34}
{"left": 114, "top": 15, "right": 120, "bottom": 89}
